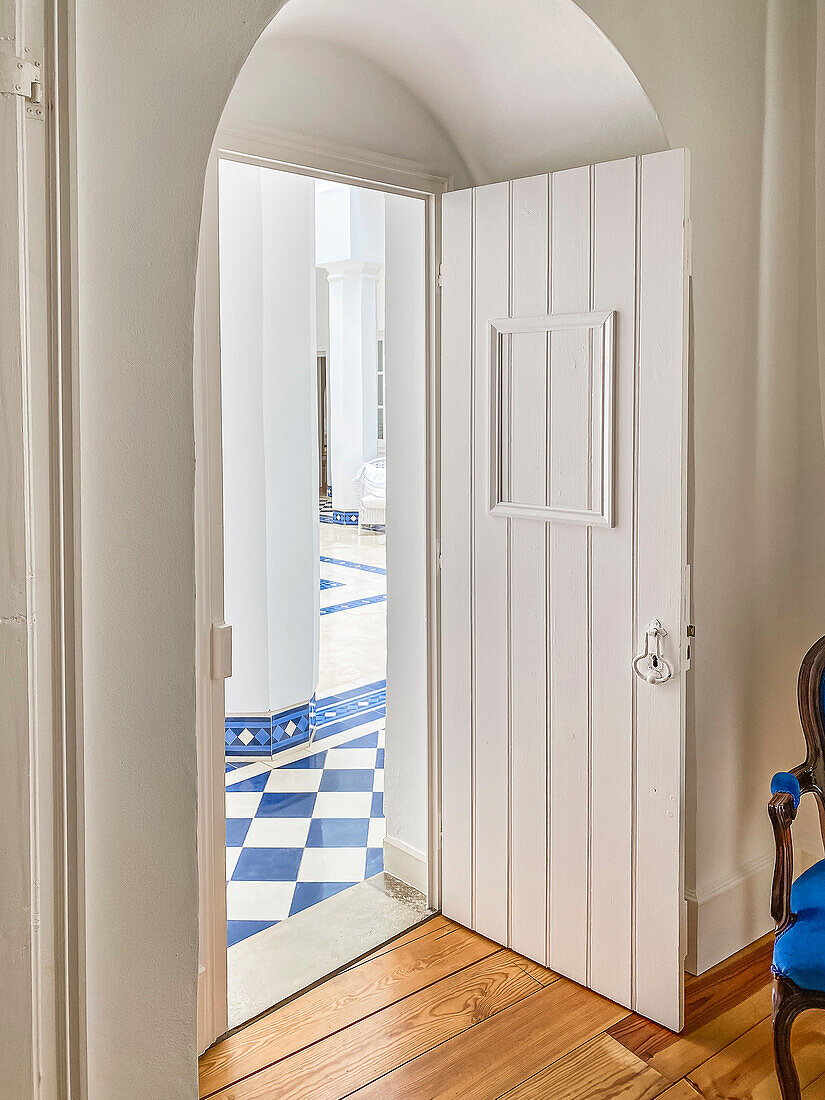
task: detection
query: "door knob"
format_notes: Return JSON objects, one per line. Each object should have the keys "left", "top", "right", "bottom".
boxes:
{"left": 633, "top": 619, "right": 674, "bottom": 685}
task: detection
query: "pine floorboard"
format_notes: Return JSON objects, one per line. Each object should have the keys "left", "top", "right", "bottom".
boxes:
{"left": 199, "top": 915, "right": 823, "bottom": 1098}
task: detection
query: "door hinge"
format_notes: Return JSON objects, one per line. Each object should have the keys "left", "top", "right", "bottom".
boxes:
{"left": 437, "top": 262, "right": 443, "bottom": 290}
{"left": 0, "top": 50, "right": 45, "bottom": 119}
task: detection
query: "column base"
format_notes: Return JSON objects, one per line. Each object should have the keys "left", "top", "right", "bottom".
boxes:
{"left": 225, "top": 696, "right": 316, "bottom": 757}
{"left": 332, "top": 510, "right": 359, "bottom": 526}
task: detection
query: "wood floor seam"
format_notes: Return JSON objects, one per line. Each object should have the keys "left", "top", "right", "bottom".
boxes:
{"left": 200, "top": 922, "right": 784, "bottom": 1100}
{"left": 202, "top": 944, "right": 514, "bottom": 1097}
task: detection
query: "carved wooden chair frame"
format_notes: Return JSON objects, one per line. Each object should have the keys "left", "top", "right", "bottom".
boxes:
{"left": 769, "top": 634, "right": 825, "bottom": 1100}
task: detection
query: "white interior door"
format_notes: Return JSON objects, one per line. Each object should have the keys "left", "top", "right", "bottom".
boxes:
{"left": 440, "top": 149, "right": 689, "bottom": 1030}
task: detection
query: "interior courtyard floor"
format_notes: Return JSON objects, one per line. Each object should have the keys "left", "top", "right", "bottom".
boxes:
{"left": 317, "top": 520, "right": 386, "bottom": 699}
{"left": 225, "top": 518, "right": 390, "bottom": 961}
{"left": 201, "top": 926, "right": 825, "bottom": 1099}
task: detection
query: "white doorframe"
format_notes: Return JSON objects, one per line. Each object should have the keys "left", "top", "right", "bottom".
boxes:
{"left": 194, "top": 152, "right": 230, "bottom": 1050}
{"left": 193, "top": 126, "right": 447, "bottom": 1050}
{"left": 0, "top": 0, "right": 86, "bottom": 1090}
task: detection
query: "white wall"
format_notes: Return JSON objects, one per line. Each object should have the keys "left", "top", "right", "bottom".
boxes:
{"left": 266, "top": 0, "right": 667, "bottom": 184}
{"left": 383, "top": 193, "right": 429, "bottom": 873}
{"left": 220, "top": 35, "right": 472, "bottom": 187}
{"left": 220, "top": 160, "right": 319, "bottom": 715}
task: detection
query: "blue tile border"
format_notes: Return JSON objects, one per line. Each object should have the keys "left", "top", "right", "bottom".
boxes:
{"left": 312, "top": 680, "right": 386, "bottom": 742}
{"left": 317, "top": 678, "right": 386, "bottom": 706}
{"left": 332, "top": 510, "right": 359, "bottom": 526}
{"left": 226, "top": 680, "right": 387, "bottom": 757}
{"left": 320, "top": 594, "right": 387, "bottom": 616}
{"left": 320, "top": 555, "right": 386, "bottom": 577}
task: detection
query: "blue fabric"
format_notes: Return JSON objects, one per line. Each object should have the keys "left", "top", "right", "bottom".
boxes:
{"left": 773, "top": 859, "right": 825, "bottom": 990}
{"left": 771, "top": 771, "right": 801, "bottom": 809}
{"left": 771, "top": 668, "right": 825, "bottom": 990}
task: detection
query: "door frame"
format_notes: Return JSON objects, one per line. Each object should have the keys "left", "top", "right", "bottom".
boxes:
{"left": 0, "top": 0, "right": 86, "bottom": 1089}
{"left": 193, "top": 124, "right": 448, "bottom": 1048}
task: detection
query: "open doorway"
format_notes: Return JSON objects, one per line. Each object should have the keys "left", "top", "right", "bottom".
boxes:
{"left": 201, "top": 152, "right": 437, "bottom": 1028}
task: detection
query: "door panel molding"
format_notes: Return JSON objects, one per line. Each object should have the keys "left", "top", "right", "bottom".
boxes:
{"left": 489, "top": 310, "right": 615, "bottom": 527}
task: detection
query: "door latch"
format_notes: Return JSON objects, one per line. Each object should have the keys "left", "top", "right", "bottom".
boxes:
{"left": 633, "top": 619, "right": 674, "bottom": 685}
{"left": 211, "top": 622, "right": 233, "bottom": 680}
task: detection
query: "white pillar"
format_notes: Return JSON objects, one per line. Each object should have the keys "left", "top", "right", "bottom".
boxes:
{"left": 324, "top": 259, "right": 381, "bottom": 516}
{"left": 260, "top": 169, "right": 320, "bottom": 714}
{"left": 220, "top": 161, "right": 319, "bottom": 716}
{"left": 219, "top": 159, "right": 270, "bottom": 713}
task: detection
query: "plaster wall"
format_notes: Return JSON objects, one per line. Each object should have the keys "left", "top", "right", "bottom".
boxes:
{"left": 219, "top": 35, "right": 472, "bottom": 187}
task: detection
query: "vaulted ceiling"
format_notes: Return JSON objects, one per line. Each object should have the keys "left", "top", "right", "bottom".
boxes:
{"left": 263, "top": 0, "right": 668, "bottom": 183}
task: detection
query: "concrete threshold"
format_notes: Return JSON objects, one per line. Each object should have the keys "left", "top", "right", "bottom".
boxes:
{"left": 226, "top": 872, "right": 433, "bottom": 1030}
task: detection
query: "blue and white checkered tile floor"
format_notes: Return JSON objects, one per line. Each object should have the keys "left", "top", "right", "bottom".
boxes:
{"left": 225, "top": 721, "right": 385, "bottom": 948}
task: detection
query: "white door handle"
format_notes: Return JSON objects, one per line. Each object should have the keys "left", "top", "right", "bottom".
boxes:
{"left": 633, "top": 619, "right": 674, "bottom": 685}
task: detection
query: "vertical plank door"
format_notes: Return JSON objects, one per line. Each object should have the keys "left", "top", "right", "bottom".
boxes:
{"left": 440, "top": 149, "right": 689, "bottom": 1030}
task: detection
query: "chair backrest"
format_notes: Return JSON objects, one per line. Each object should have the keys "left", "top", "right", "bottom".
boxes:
{"left": 796, "top": 635, "right": 825, "bottom": 838}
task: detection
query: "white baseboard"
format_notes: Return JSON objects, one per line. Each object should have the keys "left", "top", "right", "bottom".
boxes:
{"left": 383, "top": 835, "right": 428, "bottom": 895}
{"left": 685, "top": 847, "right": 818, "bottom": 975}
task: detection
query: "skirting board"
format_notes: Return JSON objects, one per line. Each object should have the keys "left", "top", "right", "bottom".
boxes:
{"left": 383, "top": 835, "right": 428, "bottom": 895}
{"left": 685, "top": 846, "right": 818, "bottom": 975}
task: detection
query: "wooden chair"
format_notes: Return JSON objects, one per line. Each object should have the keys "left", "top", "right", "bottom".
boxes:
{"left": 769, "top": 634, "right": 825, "bottom": 1099}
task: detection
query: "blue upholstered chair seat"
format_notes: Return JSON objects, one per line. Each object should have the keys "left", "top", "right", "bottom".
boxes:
{"left": 773, "top": 858, "right": 825, "bottom": 990}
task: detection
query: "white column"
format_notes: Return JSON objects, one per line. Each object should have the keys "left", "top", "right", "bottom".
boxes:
{"left": 221, "top": 162, "right": 320, "bottom": 716}
{"left": 219, "top": 159, "right": 270, "bottom": 713}
{"left": 260, "top": 169, "right": 320, "bottom": 714}
{"left": 324, "top": 259, "right": 381, "bottom": 516}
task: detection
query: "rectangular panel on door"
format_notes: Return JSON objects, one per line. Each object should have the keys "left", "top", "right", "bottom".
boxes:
{"left": 440, "top": 150, "right": 689, "bottom": 1030}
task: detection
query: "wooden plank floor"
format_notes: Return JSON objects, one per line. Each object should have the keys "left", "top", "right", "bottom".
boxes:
{"left": 199, "top": 915, "right": 825, "bottom": 1098}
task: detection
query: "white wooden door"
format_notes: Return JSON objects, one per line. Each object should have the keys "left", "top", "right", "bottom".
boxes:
{"left": 440, "top": 149, "right": 689, "bottom": 1030}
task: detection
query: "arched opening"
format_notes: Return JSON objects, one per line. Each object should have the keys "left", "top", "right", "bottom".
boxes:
{"left": 56, "top": 0, "right": 695, "bottom": 1082}
{"left": 194, "top": 0, "right": 671, "bottom": 1048}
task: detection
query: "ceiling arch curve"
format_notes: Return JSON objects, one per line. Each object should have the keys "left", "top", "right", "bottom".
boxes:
{"left": 257, "top": 0, "right": 668, "bottom": 184}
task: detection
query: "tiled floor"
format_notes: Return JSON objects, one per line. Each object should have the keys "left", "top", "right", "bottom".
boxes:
{"left": 225, "top": 719, "right": 386, "bottom": 947}
{"left": 226, "top": 523, "right": 388, "bottom": 948}
{"left": 317, "top": 524, "right": 386, "bottom": 699}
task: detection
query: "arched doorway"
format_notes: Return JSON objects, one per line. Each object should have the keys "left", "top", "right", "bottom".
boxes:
{"left": 194, "top": 0, "right": 681, "bottom": 1052}
{"left": 65, "top": 0, "right": 687, "bottom": 1087}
